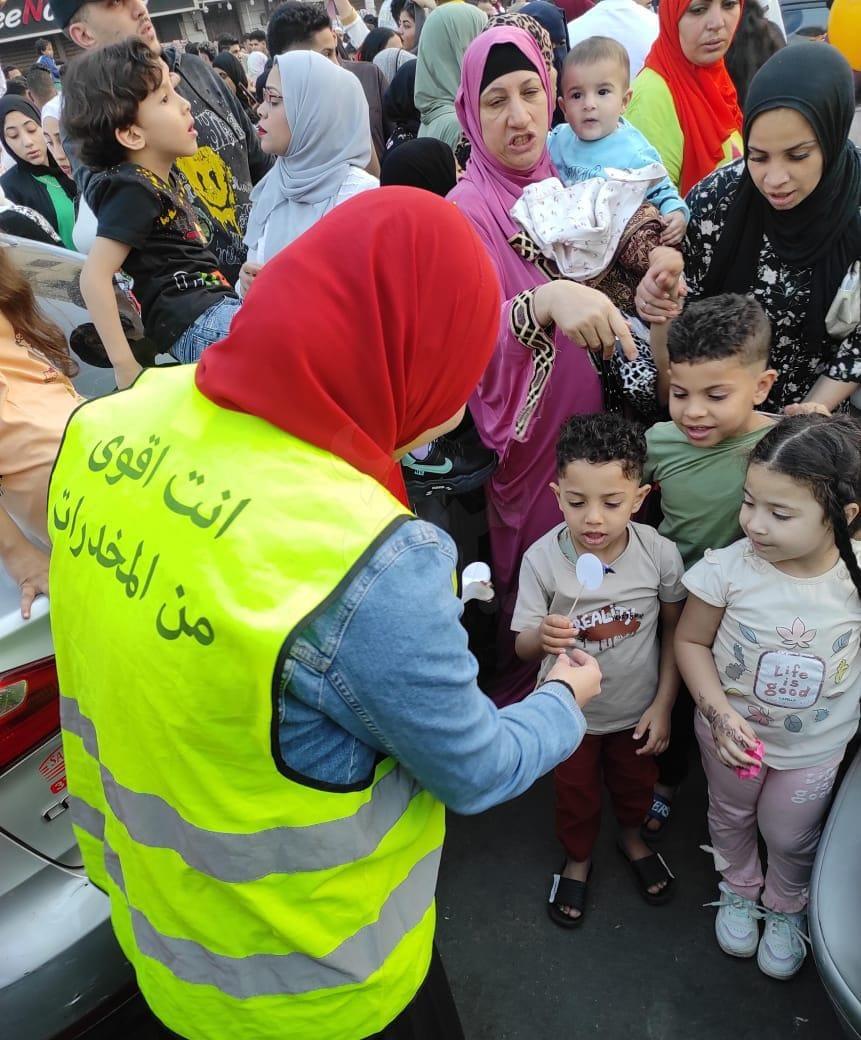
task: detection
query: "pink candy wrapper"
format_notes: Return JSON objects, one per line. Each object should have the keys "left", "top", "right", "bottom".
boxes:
{"left": 735, "top": 739, "right": 765, "bottom": 780}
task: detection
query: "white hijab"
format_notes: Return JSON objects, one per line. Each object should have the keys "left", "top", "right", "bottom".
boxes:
{"left": 41, "top": 95, "right": 62, "bottom": 123}
{"left": 373, "top": 47, "right": 416, "bottom": 85}
{"left": 245, "top": 51, "right": 372, "bottom": 261}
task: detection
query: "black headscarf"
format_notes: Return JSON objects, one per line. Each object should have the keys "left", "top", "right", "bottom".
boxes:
{"left": 479, "top": 42, "right": 538, "bottom": 93}
{"left": 702, "top": 43, "right": 861, "bottom": 348}
{"left": 383, "top": 60, "right": 420, "bottom": 138}
{"left": 520, "top": 2, "right": 569, "bottom": 79}
{"left": 380, "top": 138, "right": 457, "bottom": 196}
{"left": 0, "top": 96, "right": 76, "bottom": 234}
{"left": 213, "top": 49, "right": 248, "bottom": 89}
{"left": 213, "top": 52, "right": 258, "bottom": 121}
{"left": 1, "top": 98, "right": 57, "bottom": 177}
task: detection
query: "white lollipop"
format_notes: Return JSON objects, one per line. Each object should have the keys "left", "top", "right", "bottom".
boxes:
{"left": 461, "top": 561, "right": 495, "bottom": 603}
{"left": 569, "top": 552, "right": 606, "bottom": 618}
{"left": 575, "top": 553, "right": 605, "bottom": 591}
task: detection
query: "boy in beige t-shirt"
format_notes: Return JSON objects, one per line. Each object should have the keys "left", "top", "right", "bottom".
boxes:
{"left": 513, "top": 413, "right": 685, "bottom": 926}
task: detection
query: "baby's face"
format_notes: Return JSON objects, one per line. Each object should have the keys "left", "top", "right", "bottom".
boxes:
{"left": 558, "top": 58, "right": 631, "bottom": 142}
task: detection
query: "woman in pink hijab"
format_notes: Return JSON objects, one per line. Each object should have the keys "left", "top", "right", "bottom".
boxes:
{"left": 448, "top": 26, "right": 635, "bottom": 705}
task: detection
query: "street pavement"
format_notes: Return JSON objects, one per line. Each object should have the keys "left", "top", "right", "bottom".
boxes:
{"left": 87, "top": 759, "right": 844, "bottom": 1040}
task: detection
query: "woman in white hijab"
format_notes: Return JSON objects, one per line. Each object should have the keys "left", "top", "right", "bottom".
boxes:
{"left": 239, "top": 50, "right": 378, "bottom": 296}
{"left": 373, "top": 46, "right": 416, "bottom": 85}
{"left": 39, "top": 96, "right": 73, "bottom": 179}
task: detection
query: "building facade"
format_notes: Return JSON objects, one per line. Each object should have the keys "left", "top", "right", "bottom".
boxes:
{"left": 0, "top": 0, "right": 280, "bottom": 72}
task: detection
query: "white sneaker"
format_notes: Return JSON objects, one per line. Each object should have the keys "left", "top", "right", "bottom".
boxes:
{"left": 757, "top": 909, "right": 809, "bottom": 980}
{"left": 710, "top": 881, "right": 761, "bottom": 958}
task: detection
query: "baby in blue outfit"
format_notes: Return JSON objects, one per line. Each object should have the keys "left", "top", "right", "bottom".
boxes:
{"left": 549, "top": 36, "right": 689, "bottom": 246}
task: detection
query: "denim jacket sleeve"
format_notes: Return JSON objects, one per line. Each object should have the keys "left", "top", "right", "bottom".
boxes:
{"left": 281, "top": 518, "right": 587, "bottom": 814}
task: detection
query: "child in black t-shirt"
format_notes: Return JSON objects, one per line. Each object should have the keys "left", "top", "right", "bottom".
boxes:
{"left": 63, "top": 39, "right": 240, "bottom": 389}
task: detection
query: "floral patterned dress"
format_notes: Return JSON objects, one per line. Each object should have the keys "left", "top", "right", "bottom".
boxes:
{"left": 685, "top": 160, "right": 861, "bottom": 409}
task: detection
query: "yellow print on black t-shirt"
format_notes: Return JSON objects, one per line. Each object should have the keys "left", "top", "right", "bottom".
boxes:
{"left": 176, "top": 145, "right": 240, "bottom": 239}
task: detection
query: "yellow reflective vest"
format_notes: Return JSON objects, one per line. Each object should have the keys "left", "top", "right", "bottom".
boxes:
{"left": 48, "top": 365, "right": 445, "bottom": 1040}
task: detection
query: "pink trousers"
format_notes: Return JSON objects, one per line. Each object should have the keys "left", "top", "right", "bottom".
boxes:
{"left": 695, "top": 712, "right": 843, "bottom": 913}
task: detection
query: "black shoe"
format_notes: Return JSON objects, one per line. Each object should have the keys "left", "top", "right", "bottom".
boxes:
{"left": 402, "top": 434, "right": 497, "bottom": 498}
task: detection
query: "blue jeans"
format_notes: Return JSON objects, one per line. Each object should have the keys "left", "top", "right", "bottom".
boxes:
{"left": 170, "top": 296, "right": 242, "bottom": 364}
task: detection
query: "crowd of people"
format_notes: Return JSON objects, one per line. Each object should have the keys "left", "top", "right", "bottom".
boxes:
{"left": 0, "top": 0, "right": 860, "bottom": 1036}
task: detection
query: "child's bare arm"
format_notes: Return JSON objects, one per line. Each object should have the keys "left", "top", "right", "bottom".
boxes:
{"left": 675, "top": 594, "right": 758, "bottom": 766}
{"left": 649, "top": 318, "right": 671, "bottom": 407}
{"left": 674, "top": 594, "right": 728, "bottom": 712}
{"left": 0, "top": 506, "right": 49, "bottom": 619}
{"left": 514, "top": 626, "right": 544, "bottom": 661}
{"left": 643, "top": 246, "right": 684, "bottom": 406}
{"left": 653, "top": 598, "right": 683, "bottom": 710}
{"left": 80, "top": 237, "right": 139, "bottom": 390}
{"left": 634, "top": 598, "right": 683, "bottom": 755}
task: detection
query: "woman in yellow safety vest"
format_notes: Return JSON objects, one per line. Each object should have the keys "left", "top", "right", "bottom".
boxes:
{"left": 49, "top": 188, "right": 602, "bottom": 1040}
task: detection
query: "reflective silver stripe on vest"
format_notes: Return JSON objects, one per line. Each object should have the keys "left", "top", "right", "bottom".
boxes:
{"left": 62, "top": 695, "right": 99, "bottom": 758}
{"left": 68, "top": 795, "right": 106, "bottom": 841}
{"left": 61, "top": 695, "right": 421, "bottom": 883}
{"left": 104, "top": 841, "right": 441, "bottom": 999}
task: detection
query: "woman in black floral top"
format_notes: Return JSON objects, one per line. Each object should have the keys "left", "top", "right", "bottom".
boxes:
{"left": 637, "top": 43, "right": 861, "bottom": 412}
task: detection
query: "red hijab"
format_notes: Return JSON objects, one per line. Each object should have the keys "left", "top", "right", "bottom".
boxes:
{"left": 643, "top": 0, "right": 743, "bottom": 195}
{"left": 556, "top": 0, "right": 594, "bottom": 22}
{"left": 195, "top": 188, "right": 501, "bottom": 506}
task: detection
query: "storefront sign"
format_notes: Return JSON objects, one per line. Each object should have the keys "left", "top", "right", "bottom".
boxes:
{"left": 0, "top": 0, "right": 195, "bottom": 41}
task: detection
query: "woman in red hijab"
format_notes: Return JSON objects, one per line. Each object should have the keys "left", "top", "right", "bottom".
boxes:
{"left": 198, "top": 186, "right": 499, "bottom": 506}
{"left": 192, "top": 187, "right": 602, "bottom": 1036}
{"left": 627, "top": 0, "right": 743, "bottom": 195}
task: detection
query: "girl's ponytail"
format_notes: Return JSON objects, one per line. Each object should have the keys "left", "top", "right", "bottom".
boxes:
{"left": 749, "top": 414, "right": 861, "bottom": 599}
{"left": 826, "top": 487, "right": 861, "bottom": 600}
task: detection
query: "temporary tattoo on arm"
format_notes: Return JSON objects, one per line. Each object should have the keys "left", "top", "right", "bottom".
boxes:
{"left": 696, "top": 691, "right": 745, "bottom": 746}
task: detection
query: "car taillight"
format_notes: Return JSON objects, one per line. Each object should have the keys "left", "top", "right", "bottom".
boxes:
{"left": 0, "top": 656, "right": 59, "bottom": 774}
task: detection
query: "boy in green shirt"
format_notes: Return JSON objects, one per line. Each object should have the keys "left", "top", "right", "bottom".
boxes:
{"left": 643, "top": 292, "right": 777, "bottom": 833}
{"left": 646, "top": 293, "right": 779, "bottom": 571}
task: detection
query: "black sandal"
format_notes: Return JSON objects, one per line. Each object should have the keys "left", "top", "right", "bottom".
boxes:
{"left": 641, "top": 791, "right": 673, "bottom": 841}
{"left": 547, "top": 862, "right": 591, "bottom": 929}
{"left": 617, "top": 843, "right": 675, "bottom": 906}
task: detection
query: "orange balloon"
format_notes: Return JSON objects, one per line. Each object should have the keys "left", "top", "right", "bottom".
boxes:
{"left": 828, "top": 0, "right": 861, "bottom": 71}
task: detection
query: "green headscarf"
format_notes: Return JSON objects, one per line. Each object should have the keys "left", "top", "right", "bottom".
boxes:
{"left": 415, "top": 3, "right": 486, "bottom": 149}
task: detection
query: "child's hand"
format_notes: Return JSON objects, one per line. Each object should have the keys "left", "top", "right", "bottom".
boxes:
{"left": 239, "top": 261, "right": 263, "bottom": 297}
{"left": 539, "top": 613, "right": 577, "bottom": 655}
{"left": 4, "top": 541, "right": 49, "bottom": 619}
{"left": 709, "top": 708, "right": 759, "bottom": 769}
{"left": 633, "top": 703, "right": 671, "bottom": 755}
{"left": 546, "top": 648, "right": 602, "bottom": 709}
{"left": 636, "top": 249, "right": 686, "bottom": 324}
{"left": 647, "top": 246, "right": 685, "bottom": 284}
{"left": 659, "top": 210, "right": 688, "bottom": 246}
{"left": 114, "top": 359, "right": 142, "bottom": 391}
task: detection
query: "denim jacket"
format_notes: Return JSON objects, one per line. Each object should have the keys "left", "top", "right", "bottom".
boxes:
{"left": 280, "top": 518, "right": 586, "bottom": 814}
